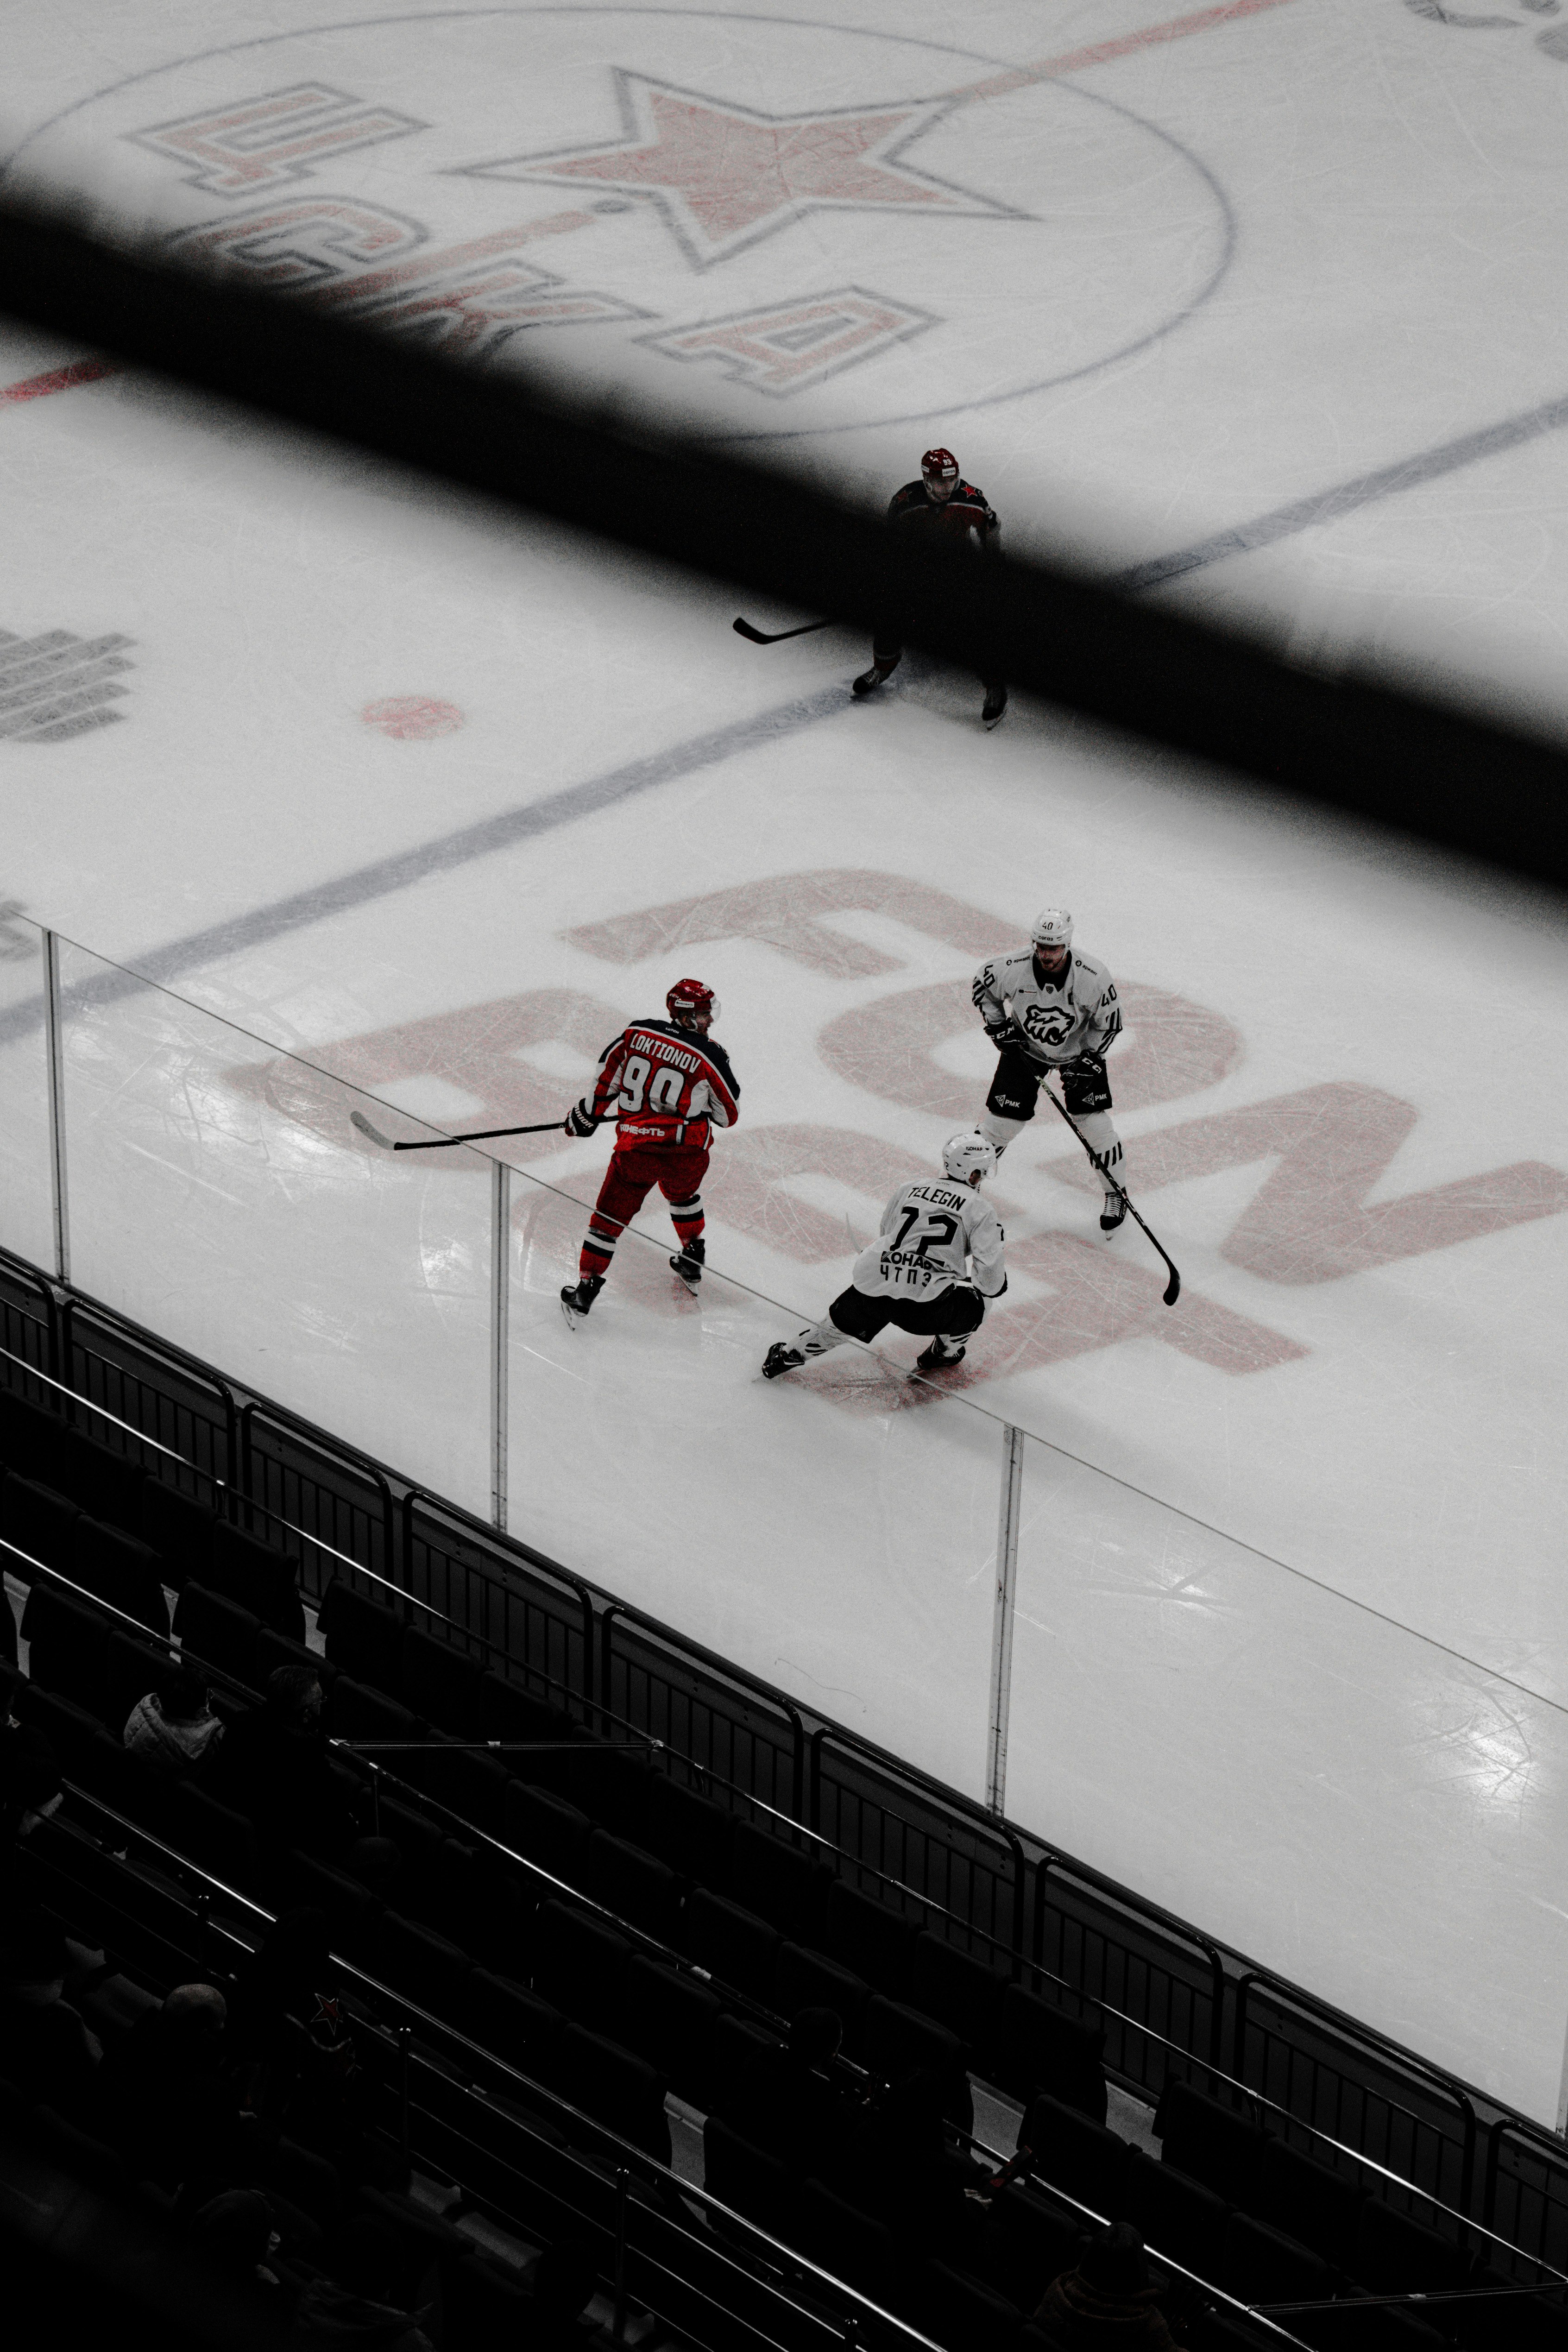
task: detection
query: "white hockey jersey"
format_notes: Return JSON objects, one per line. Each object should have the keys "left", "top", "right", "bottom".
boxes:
{"left": 971, "top": 948, "right": 1122, "bottom": 1068}
{"left": 852, "top": 1179, "right": 1007, "bottom": 1301}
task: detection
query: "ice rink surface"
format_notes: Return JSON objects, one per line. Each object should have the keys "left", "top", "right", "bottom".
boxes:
{"left": 1, "top": 0, "right": 1566, "bottom": 2118}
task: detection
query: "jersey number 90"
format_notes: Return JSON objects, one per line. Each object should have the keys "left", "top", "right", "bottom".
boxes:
{"left": 617, "top": 1055, "right": 685, "bottom": 1115}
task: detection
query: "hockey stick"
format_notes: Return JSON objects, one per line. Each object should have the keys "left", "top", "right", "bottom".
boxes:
{"left": 1039, "top": 1085, "right": 1181, "bottom": 1306}
{"left": 351, "top": 1108, "right": 590, "bottom": 1152}
{"left": 732, "top": 616, "right": 830, "bottom": 645}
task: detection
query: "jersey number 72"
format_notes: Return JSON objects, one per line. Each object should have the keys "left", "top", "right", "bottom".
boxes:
{"left": 888, "top": 1206, "right": 959, "bottom": 1258}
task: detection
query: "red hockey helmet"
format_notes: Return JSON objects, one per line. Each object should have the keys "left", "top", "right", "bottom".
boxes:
{"left": 667, "top": 977, "right": 719, "bottom": 1028}
{"left": 921, "top": 447, "right": 959, "bottom": 486}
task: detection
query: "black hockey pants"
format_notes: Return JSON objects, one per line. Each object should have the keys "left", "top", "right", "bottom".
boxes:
{"left": 985, "top": 1047, "right": 1112, "bottom": 1125}
{"left": 827, "top": 1281, "right": 987, "bottom": 1345}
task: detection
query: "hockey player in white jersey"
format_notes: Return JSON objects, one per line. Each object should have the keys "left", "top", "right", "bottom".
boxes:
{"left": 972, "top": 907, "right": 1127, "bottom": 1230}
{"left": 762, "top": 1131, "right": 1006, "bottom": 1380}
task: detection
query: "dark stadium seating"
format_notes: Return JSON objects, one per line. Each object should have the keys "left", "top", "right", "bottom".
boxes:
{"left": 138, "top": 1477, "right": 215, "bottom": 1584}
{"left": 208, "top": 1519, "right": 305, "bottom": 1637}
{"left": 14, "top": 1438, "right": 1529, "bottom": 2352}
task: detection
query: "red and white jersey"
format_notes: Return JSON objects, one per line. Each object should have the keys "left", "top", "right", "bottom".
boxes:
{"left": 580, "top": 1020, "right": 741, "bottom": 1148}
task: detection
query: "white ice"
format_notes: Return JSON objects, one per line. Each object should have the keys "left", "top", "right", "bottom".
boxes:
{"left": 0, "top": 0, "right": 1566, "bottom": 2124}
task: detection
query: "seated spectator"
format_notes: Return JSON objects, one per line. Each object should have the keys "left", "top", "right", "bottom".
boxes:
{"left": 99, "top": 1980, "right": 245, "bottom": 2194}
{"left": 228, "top": 1909, "right": 402, "bottom": 2194}
{"left": 125, "top": 1666, "right": 223, "bottom": 1775}
{"left": 201, "top": 1665, "right": 359, "bottom": 1854}
{"left": 193, "top": 2186, "right": 298, "bottom": 2310}
{"left": 293, "top": 2214, "right": 434, "bottom": 2351}
{"left": 0, "top": 1913, "right": 102, "bottom": 2114}
{"left": 1033, "top": 2224, "right": 1178, "bottom": 2350}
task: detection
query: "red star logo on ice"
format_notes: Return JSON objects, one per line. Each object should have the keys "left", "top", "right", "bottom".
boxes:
{"left": 459, "top": 72, "right": 1021, "bottom": 268}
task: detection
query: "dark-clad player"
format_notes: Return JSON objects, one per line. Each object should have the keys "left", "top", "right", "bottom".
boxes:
{"left": 852, "top": 447, "right": 1007, "bottom": 728}
{"left": 560, "top": 979, "right": 739, "bottom": 1319}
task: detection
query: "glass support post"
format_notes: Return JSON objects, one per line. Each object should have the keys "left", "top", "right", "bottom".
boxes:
{"left": 987, "top": 1422, "right": 1024, "bottom": 1817}
{"left": 42, "top": 929, "right": 69, "bottom": 1284}
{"left": 490, "top": 1157, "right": 510, "bottom": 1532}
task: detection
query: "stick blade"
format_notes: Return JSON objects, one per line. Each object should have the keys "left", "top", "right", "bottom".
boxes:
{"left": 732, "top": 617, "right": 771, "bottom": 643}
{"left": 1163, "top": 1269, "right": 1181, "bottom": 1306}
{"left": 350, "top": 1109, "right": 397, "bottom": 1151}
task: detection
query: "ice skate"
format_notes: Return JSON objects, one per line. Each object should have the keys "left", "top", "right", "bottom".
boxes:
{"left": 762, "top": 1342, "right": 806, "bottom": 1379}
{"left": 982, "top": 682, "right": 1008, "bottom": 730}
{"left": 852, "top": 660, "right": 897, "bottom": 699}
{"left": 1100, "top": 1188, "right": 1127, "bottom": 1233}
{"left": 670, "top": 1235, "right": 705, "bottom": 1291}
{"left": 560, "top": 1274, "right": 604, "bottom": 1324}
{"left": 914, "top": 1336, "right": 966, "bottom": 1373}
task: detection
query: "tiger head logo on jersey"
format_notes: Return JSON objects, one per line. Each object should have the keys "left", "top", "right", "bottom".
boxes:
{"left": 1021, "top": 1001, "right": 1076, "bottom": 1048}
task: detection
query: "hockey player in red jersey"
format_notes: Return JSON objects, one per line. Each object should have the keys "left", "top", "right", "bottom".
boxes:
{"left": 560, "top": 979, "right": 740, "bottom": 1319}
{"left": 852, "top": 448, "right": 1008, "bottom": 728}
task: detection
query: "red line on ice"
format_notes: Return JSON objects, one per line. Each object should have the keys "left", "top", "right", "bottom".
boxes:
{"left": 0, "top": 356, "right": 118, "bottom": 405}
{"left": 960, "top": 0, "right": 1304, "bottom": 101}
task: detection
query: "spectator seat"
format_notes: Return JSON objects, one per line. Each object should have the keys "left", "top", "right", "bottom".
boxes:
{"left": 172, "top": 1582, "right": 260, "bottom": 1685}
{"left": 550, "top": 2021, "right": 670, "bottom": 2164}
{"left": 401, "top": 1623, "right": 484, "bottom": 1734}
{"left": 643, "top": 1772, "right": 735, "bottom": 1890}
{"left": 584, "top": 1826, "right": 679, "bottom": 1939}
{"left": 0, "top": 1391, "right": 71, "bottom": 1489}
{"left": 996, "top": 1982, "right": 1108, "bottom": 2123}
{"left": 619, "top": 1954, "right": 722, "bottom": 2104}
{"left": 70, "top": 1516, "right": 169, "bottom": 1637}
{"left": 1259, "top": 2135, "right": 1364, "bottom": 2268}
{"left": 729, "top": 1819, "right": 830, "bottom": 1942}
{"left": 502, "top": 1781, "right": 592, "bottom": 1892}
{"left": 910, "top": 1931, "right": 1006, "bottom": 2069}
{"left": 823, "top": 1878, "right": 920, "bottom": 1999}
{"left": 681, "top": 1889, "right": 779, "bottom": 1999}
{"left": 209, "top": 1520, "right": 305, "bottom": 1638}
{"left": 139, "top": 1479, "right": 217, "bottom": 1586}
{"left": 3, "top": 1471, "right": 80, "bottom": 1575}
{"left": 981, "top": 2180, "right": 1083, "bottom": 2314}
{"left": 531, "top": 1898, "right": 633, "bottom": 2021}
{"left": 703, "top": 2117, "right": 795, "bottom": 2238}
{"left": 166, "top": 1781, "right": 262, "bottom": 1887}
{"left": 775, "top": 1941, "right": 870, "bottom": 2048}
{"left": 377, "top": 1912, "right": 473, "bottom": 2013}
{"left": 466, "top": 1969, "right": 563, "bottom": 2082}
{"left": 1024, "top": 2092, "right": 1132, "bottom": 2221}
{"left": 1123, "top": 2146, "right": 1229, "bottom": 2279}
{"left": 316, "top": 1576, "right": 406, "bottom": 1692}
{"left": 1155, "top": 2079, "right": 1269, "bottom": 2210}
{"left": 63, "top": 1426, "right": 147, "bottom": 1533}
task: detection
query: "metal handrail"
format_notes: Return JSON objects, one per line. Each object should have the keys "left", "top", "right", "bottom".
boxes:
{"left": 6, "top": 1263, "right": 1567, "bottom": 2283}
{"left": 8, "top": 1522, "right": 1557, "bottom": 2285}
{"left": 42, "top": 1780, "right": 1311, "bottom": 2352}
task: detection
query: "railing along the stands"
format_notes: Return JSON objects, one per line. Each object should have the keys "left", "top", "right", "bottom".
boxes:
{"left": 2, "top": 1240, "right": 1566, "bottom": 2279}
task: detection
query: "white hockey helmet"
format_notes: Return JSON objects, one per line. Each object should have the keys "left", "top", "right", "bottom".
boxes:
{"left": 1032, "top": 907, "right": 1073, "bottom": 948}
{"left": 942, "top": 1129, "right": 996, "bottom": 1184}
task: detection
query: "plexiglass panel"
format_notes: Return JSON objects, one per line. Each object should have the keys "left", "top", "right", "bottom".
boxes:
{"left": 507, "top": 1162, "right": 1001, "bottom": 1803}
{"left": 57, "top": 939, "right": 493, "bottom": 1515}
{"left": 0, "top": 916, "right": 57, "bottom": 1274}
{"left": 1007, "top": 1430, "right": 1568, "bottom": 2123}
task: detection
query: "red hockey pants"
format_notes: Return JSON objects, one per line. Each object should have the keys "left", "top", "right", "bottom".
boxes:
{"left": 579, "top": 1141, "right": 709, "bottom": 1280}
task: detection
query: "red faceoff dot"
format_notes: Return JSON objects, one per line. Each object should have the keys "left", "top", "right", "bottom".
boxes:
{"left": 362, "top": 695, "right": 464, "bottom": 739}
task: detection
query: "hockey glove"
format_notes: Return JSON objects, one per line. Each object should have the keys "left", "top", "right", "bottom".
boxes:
{"left": 985, "top": 1021, "right": 1029, "bottom": 1055}
{"left": 562, "top": 1103, "right": 599, "bottom": 1138}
